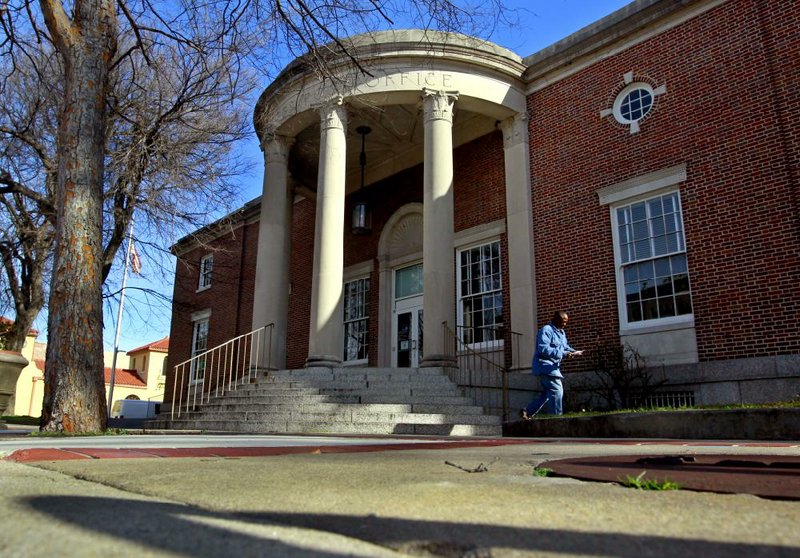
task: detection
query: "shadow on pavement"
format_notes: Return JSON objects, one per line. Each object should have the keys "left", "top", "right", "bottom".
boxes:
{"left": 24, "top": 495, "right": 796, "bottom": 557}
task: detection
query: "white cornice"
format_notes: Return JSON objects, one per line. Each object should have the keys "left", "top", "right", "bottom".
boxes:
{"left": 524, "top": 0, "right": 728, "bottom": 94}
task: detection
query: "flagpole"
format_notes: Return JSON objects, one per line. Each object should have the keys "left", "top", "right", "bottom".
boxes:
{"left": 107, "top": 216, "right": 135, "bottom": 417}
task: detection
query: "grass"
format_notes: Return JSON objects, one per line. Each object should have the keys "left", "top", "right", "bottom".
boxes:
{"left": 532, "top": 467, "right": 554, "bottom": 477}
{"left": 27, "top": 428, "right": 130, "bottom": 437}
{"left": 1, "top": 415, "right": 39, "bottom": 425}
{"left": 620, "top": 471, "right": 680, "bottom": 491}
{"left": 2, "top": 415, "right": 129, "bottom": 436}
{"left": 554, "top": 399, "right": 800, "bottom": 419}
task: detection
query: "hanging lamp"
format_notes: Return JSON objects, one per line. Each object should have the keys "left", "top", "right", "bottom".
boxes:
{"left": 351, "top": 125, "right": 372, "bottom": 235}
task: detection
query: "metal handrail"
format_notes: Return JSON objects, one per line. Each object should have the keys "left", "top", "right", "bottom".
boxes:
{"left": 443, "top": 323, "right": 523, "bottom": 421}
{"left": 171, "top": 324, "right": 274, "bottom": 419}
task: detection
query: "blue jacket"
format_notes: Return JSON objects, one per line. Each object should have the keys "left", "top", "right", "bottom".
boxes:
{"left": 532, "top": 322, "right": 575, "bottom": 378}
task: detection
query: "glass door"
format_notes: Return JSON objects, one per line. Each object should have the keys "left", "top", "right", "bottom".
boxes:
{"left": 395, "top": 297, "right": 423, "bottom": 367}
{"left": 393, "top": 263, "right": 423, "bottom": 367}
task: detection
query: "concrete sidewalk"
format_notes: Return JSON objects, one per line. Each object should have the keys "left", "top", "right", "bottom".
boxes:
{"left": 2, "top": 437, "right": 800, "bottom": 557}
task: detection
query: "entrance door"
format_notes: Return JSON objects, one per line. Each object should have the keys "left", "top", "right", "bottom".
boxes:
{"left": 394, "top": 296, "right": 423, "bottom": 367}
{"left": 392, "top": 263, "right": 423, "bottom": 367}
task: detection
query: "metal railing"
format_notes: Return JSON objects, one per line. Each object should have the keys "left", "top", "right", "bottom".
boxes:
{"left": 171, "top": 324, "right": 273, "bottom": 419}
{"left": 443, "top": 324, "right": 522, "bottom": 421}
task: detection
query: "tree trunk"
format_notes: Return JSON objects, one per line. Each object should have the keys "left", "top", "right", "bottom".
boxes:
{"left": 39, "top": 0, "right": 117, "bottom": 432}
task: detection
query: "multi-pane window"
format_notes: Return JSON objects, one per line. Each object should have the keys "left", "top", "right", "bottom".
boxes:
{"left": 619, "top": 88, "right": 653, "bottom": 122}
{"left": 458, "top": 240, "right": 503, "bottom": 344}
{"left": 616, "top": 191, "right": 692, "bottom": 323}
{"left": 343, "top": 278, "right": 370, "bottom": 362}
{"left": 198, "top": 254, "right": 213, "bottom": 290}
{"left": 190, "top": 318, "right": 209, "bottom": 382}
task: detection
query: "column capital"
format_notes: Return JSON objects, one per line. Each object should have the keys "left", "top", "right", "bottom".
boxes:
{"left": 498, "top": 112, "right": 530, "bottom": 149}
{"left": 422, "top": 88, "right": 458, "bottom": 124}
{"left": 262, "top": 130, "right": 295, "bottom": 164}
{"left": 317, "top": 96, "right": 347, "bottom": 132}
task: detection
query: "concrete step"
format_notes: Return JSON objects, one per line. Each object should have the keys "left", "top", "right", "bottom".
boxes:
{"left": 181, "top": 402, "right": 487, "bottom": 415}
{"left": 238, "top": 383, "right": 462, "bottom": 396}
{"left": 175, "top": 409, "right": 500, "bottom": 425}
{"left": 246, "top": 378, "right": 459, "bottom": 390}
{"left": 197, "top": 393, "right": 475, "bottom": 406}
{"left": 161, "top": 366, "right": 500, "bottom": 437}
{"left": 159, "top": 418, "right": 501, "bottom": 437}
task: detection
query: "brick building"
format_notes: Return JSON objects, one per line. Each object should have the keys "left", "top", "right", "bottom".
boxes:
{"left": 167, "top": 0, "right": 799, "bottom": 415}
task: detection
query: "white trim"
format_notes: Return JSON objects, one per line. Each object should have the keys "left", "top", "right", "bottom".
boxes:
{"left": 609, "top": 189, "right": 694, "bottom": 333}
{"left": 454, "top": 219, "right": 506, "bottom": 249}
{"left": 455, "top": 239, "right": 504, "bottom": 351}
{"left": 189, "top": 317, "right": 210, "bottom": 385}
{"left": 392, "top": 292, "right": 424, "bottom": 368}
{"left": 197, "top": 253, "right": 213, "bottom": 292}
{"left": 190, "top": 308, "right": 211, "bottom": 322}
{"left": 612, "top": 82, "right": 655, "bottom": 125}
{"left": 343, "top": 260, "right": 373, "bottom": 281}
{"left": 342, "top": 275, "right": 371, "bottom": 364}
{"left": 525, "top": 0, "right": 728, "bottom": 94}
{"left": 597, "top": 164, "right": 686, "bottom": 206}
{"left": 619, "top": 316, "right": 695, "bottom": 336}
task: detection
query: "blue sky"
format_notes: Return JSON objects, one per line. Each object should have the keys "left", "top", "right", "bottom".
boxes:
{"left": 98, "top": 0, "right": 631, "bottom": 355}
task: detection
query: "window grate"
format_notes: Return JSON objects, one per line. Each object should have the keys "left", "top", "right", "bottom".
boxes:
{"left": 628, "top": 391, "right": 695, "bottom": 409}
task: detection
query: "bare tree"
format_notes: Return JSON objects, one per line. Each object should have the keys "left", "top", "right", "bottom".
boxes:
{"left": 589, "top": 340, "right": 666, "bottom": 411}
{"left": 1, "top": 0, "right": 505, "bottom": 432}
{"left": 0, "top": 49, "right": 58, "bottom": 351}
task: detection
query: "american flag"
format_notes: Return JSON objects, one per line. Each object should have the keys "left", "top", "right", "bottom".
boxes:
{"left": 129, "top": 242, "right": 142, "bottom": 275}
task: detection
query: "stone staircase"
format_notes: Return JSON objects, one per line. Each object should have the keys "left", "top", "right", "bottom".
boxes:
{"left": 151, "top": 367, "right": 502, "bottom": 436}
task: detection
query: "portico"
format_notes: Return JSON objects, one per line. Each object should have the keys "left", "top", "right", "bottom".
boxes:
{"left": 251, "top": 30, "right": 536, "bottom": 371}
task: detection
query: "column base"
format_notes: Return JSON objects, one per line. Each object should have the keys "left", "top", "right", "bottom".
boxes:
{"left": 420, "top": 355, "right": 457, "bottom": 368}
{"left": 305, "top": 355, "right": 343, "bottom": 368}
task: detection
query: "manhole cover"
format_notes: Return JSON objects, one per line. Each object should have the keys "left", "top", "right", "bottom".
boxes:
{"left": 541, "top": 454, "right": 800, "bottom": 500}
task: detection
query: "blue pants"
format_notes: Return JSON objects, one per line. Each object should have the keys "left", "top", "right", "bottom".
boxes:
{"left": 525, "top": 375, "right": 563, "bottom": 416}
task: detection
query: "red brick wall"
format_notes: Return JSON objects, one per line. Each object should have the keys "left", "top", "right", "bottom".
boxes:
{"left": 165, "top": 220, "right": 258, "bottom": 402}
{"left": 284, "top": 131, "right": 508, "bottom": 367}
{"left": 169, "top": 0, "right": 799, "bottom": 390}
{"left": 529, "top": 0, "right": 800, "bottom": 368}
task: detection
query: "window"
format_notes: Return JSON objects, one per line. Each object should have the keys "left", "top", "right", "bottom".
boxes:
{"left": 190, "top": 318, "right": 209, "bottom": 383}
{"left": 601, "top": 74, "right": 666, "bottom": 134}
{"left": 343, "top": 277, "right": 370, "bottom": 362}
{"left": 614, "top": 191, "right": 693, "bottom": 325}
{"left": 198, "top": 254, "right": 213, "bottom": 290}
{"left": 457, "top": 240, "right": 503, "bottom": 345}
{"left": 131, "top": 357, "right": 136, "bottom": 370}
{"left": 394, "top": 263, "right": 423, "bottom": 299}
{"left": 614, "top": 84, "right": 654, "bottom": 124}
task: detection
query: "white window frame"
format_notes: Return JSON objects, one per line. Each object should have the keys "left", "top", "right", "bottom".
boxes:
{"left": 599, "top": 165, "right": 694, "bottom": 335}
{"left": 613, "top": 82, "right": 655, "bottom": 126}
{"left": 190, "top": 313, "right": 210, "bottom": 384}
{"left": 456, "top": 239, "right": 504, "bottom": 349}
{"left": 343, "top": 276, "right": 370, "bottom": 365}
{"left": 197, "top": 254, "right": 213, "bottom": 291}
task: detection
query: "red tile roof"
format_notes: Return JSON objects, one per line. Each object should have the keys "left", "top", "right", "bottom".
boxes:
{"left": 103, "top": 367, "right": 146, "bottom": 387}
{"left": 32, "top": 358, "right": 145, "bottom": 387}
{"left": 127, "top": 336, "right": 169, "bottom": 355}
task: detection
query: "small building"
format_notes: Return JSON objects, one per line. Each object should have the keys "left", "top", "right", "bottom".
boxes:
{"left": 3, "top": 326, "right": 168, "bottom": 417}
{"left": 166, "top": 0, "right": 799, "bottom": 416}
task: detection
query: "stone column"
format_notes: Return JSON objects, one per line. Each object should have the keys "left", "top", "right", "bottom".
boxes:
{"left": 252, "top": 132, "right": 294, "bottom": 370}
{"left": 499, "top": 113, "right": 537, "bottom": 370}
{"left": 420, "top": 88, "right": 458, "bottom": 368}
{"left": 306, "top": 98, "right": 348, "bottom": 367}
